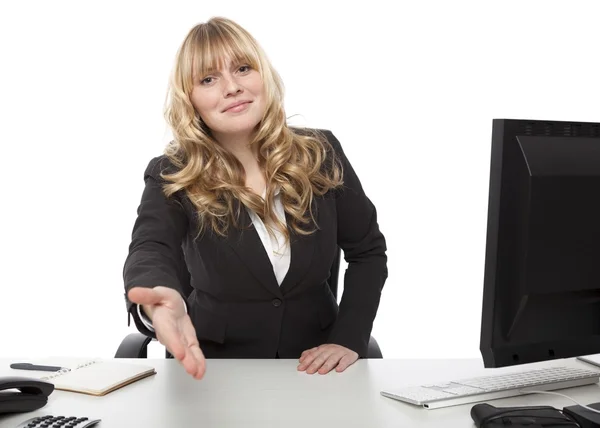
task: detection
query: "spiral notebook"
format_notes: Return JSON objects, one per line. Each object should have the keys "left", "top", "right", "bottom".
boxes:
{"left": 26, "top": 358, "right": 156, "bottom": 396}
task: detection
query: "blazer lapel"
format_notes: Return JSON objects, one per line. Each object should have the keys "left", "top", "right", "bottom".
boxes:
{"left": 219, "top": 199, "right": 318, "bottom": 297}
{"left": 221, "top": 204, "right": 283, "bottom": 298}
{"left": 279, "top": 213, "right": 317, "bottom": 294}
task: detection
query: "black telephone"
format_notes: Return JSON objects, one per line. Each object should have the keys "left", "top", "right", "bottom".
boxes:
{"left": 0, "top": 376, "right": 54, "bottom": 414}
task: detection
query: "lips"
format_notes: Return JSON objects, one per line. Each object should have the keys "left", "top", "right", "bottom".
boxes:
{"left": 223, "top": 100, "right": 252, "bottom": 112}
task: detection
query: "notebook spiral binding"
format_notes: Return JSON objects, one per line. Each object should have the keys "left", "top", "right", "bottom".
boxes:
{"left": 40, "top": 360, "right": 100, "bottom": 381}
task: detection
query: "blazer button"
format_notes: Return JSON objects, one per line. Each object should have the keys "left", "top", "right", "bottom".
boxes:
{"left": 272, "top": 298, "right": 282, "bottom": 307}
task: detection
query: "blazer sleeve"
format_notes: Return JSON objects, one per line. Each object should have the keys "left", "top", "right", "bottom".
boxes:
{"left": 122, "top": 156, "right": 191, "bottom": 338}
{"left": 324, "top": 130, "right": 388, "bottom": 357}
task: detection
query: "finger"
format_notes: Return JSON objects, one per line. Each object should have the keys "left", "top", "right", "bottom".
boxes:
{"left": 181, "top": 317, "right": 206, "bottom": 379}
{"left": 298, "top": 349, "right": 320, "bottom": 371}
{"left": 189, "top": 344, "right": 206, "bottom": 380}
{"left": 179, "top": 341, "right": 199, "bottom": 379}
{"left": 127, "top": 287, "right": 162, "bottom": 306}
{"left": 335, "top": 353, "right": 359, "bottom": 373}
{"left": 318, "top": 352, "right": 344, "bottom": 375}
{"left": 306, "top": 349, "right": 335, "bottom": 374}
{"left": 300, "top": 347, "right": 318, "bottom": 361}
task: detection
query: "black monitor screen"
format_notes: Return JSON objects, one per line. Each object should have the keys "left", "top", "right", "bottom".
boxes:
{"left": 480, "top": 118, "right": 600, "bottom": 368}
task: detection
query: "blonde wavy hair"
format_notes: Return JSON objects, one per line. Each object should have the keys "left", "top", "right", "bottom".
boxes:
{"left": 161, "top": 17, "right": 343, "bottom": 242}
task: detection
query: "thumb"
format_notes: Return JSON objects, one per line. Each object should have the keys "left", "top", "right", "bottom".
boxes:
{"left": 127, "top": 287, "right": 163, "bottom": 307}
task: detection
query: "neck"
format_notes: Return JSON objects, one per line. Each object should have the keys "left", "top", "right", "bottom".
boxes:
{"left": 212, "top": 128, "right": 253, "bottom": 151}
{"left": 213, "top": 133, "right": 259, "bottom": 171}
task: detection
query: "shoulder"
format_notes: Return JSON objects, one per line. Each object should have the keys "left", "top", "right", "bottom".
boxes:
{"left": 289, "top": 126, "right": 343, "bottom": 153}
{"left": 143, "top": 155, "right": 180, "bottom": 181}
{"left": 290, "top": 126, "right": 333, "bottom": 140}
{"left": 142, "top": 155, "right": 189, "bottom": 204}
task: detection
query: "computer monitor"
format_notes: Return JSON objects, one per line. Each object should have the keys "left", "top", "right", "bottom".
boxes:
{"left": 480, "top": 118, "right": 600, "bottom": 368}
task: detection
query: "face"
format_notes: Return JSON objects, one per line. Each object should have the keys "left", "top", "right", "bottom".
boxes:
{"left": 190, "top": 57, "right": 266, "bottom": 143}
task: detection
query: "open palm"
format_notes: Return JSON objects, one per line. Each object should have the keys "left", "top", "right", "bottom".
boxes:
{"left": 128, "top": 286, "right": 206, "bottom": 380}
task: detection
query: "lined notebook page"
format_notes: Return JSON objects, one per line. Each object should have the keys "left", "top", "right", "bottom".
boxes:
{"left": 34, "top": 358, "right": 156, "bottom": 396}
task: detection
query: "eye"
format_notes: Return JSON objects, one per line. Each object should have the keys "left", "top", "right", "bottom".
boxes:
{"left": 238, "top": 65, "right": 251, "bottom": 73}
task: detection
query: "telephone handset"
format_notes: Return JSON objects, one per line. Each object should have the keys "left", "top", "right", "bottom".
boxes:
{"left": 0, "top": 376, "right": 54, "bottom": 414}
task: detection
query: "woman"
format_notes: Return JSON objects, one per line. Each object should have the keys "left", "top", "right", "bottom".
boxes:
{"left": 124, "top": 17, "right": 387, "bottom": 380}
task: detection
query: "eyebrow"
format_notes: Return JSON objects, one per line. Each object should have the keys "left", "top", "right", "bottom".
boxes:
{"left": 192, "top": 66, "right": 218, "bottom": 81}
{"left": 195, "top": 61, "right": 250, "bottom": 79}
{"left": 201, "top": 68, "right": 219, "bottom": 76}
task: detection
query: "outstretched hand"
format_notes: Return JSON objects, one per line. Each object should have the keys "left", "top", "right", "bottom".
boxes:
{"left": 297, "top": 344, "right": 359, "bottom": 374}
{"left": 128, "top": 286, "right": 206, "bottom": 380}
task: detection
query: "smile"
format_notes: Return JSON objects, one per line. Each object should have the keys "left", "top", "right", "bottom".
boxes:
{"left": 224, "top": 101, "right": 252, "bottom": 113}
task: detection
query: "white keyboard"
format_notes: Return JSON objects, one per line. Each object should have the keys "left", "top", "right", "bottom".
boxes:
{"left": 380, "top": 366, "right": 600, "bottom": 409}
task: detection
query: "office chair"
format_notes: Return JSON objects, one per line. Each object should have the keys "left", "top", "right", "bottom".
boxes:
{"left": 115, "top": 247, "right": 383, "bottom": 359}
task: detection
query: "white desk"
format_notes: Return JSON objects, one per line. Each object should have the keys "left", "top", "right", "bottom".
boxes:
{"left": 1, "top": 357, "right": 600, "bottom": 427}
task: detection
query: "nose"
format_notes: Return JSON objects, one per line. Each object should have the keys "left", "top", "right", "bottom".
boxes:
{"left": 223, "top": 74, "right": 242, "bottom": 97}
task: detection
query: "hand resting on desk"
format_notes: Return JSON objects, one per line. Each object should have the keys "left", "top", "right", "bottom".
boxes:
{"left": 298, "top": 344, "right": 359, "bottom": 374}
{"left": 127, "top": 286, "right": 206, "bottom": 380}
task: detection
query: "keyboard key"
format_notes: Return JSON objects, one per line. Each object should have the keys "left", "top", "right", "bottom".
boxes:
{"left": 381, "top": 365, "right": 600, "bottom": 409}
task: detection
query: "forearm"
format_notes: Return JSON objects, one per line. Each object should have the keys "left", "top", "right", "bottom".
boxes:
{"left": 328, "top": 252, "right": 387, "bottom": 355}
{"left": 323, "top": 129, "right": 389, "bottom": 356}
{"left": 124, "top": 246, "right": 188, "bottom": 296}
{"left": 328, "top": 217, "right": 388, "bottom": 356}
{"left": 123, "top": 157, "right": 192, "bottom": 330}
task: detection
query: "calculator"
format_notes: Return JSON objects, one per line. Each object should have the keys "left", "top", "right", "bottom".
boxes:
{"left": 15, "top": 415, "right": 100, "bottom": 427}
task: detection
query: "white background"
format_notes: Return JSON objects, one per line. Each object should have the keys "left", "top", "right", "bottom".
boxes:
{"left": 1, "top": 0, "right": 599, "bottom": 360}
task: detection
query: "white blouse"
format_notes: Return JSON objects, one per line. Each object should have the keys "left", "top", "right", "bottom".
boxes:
{"left": 245, "top": 187, "right": 291, "bottom": 285}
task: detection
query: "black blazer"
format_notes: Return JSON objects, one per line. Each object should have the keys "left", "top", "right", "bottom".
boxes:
{"left": 123, "top": 130, "right": 388, "bottom": 358}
